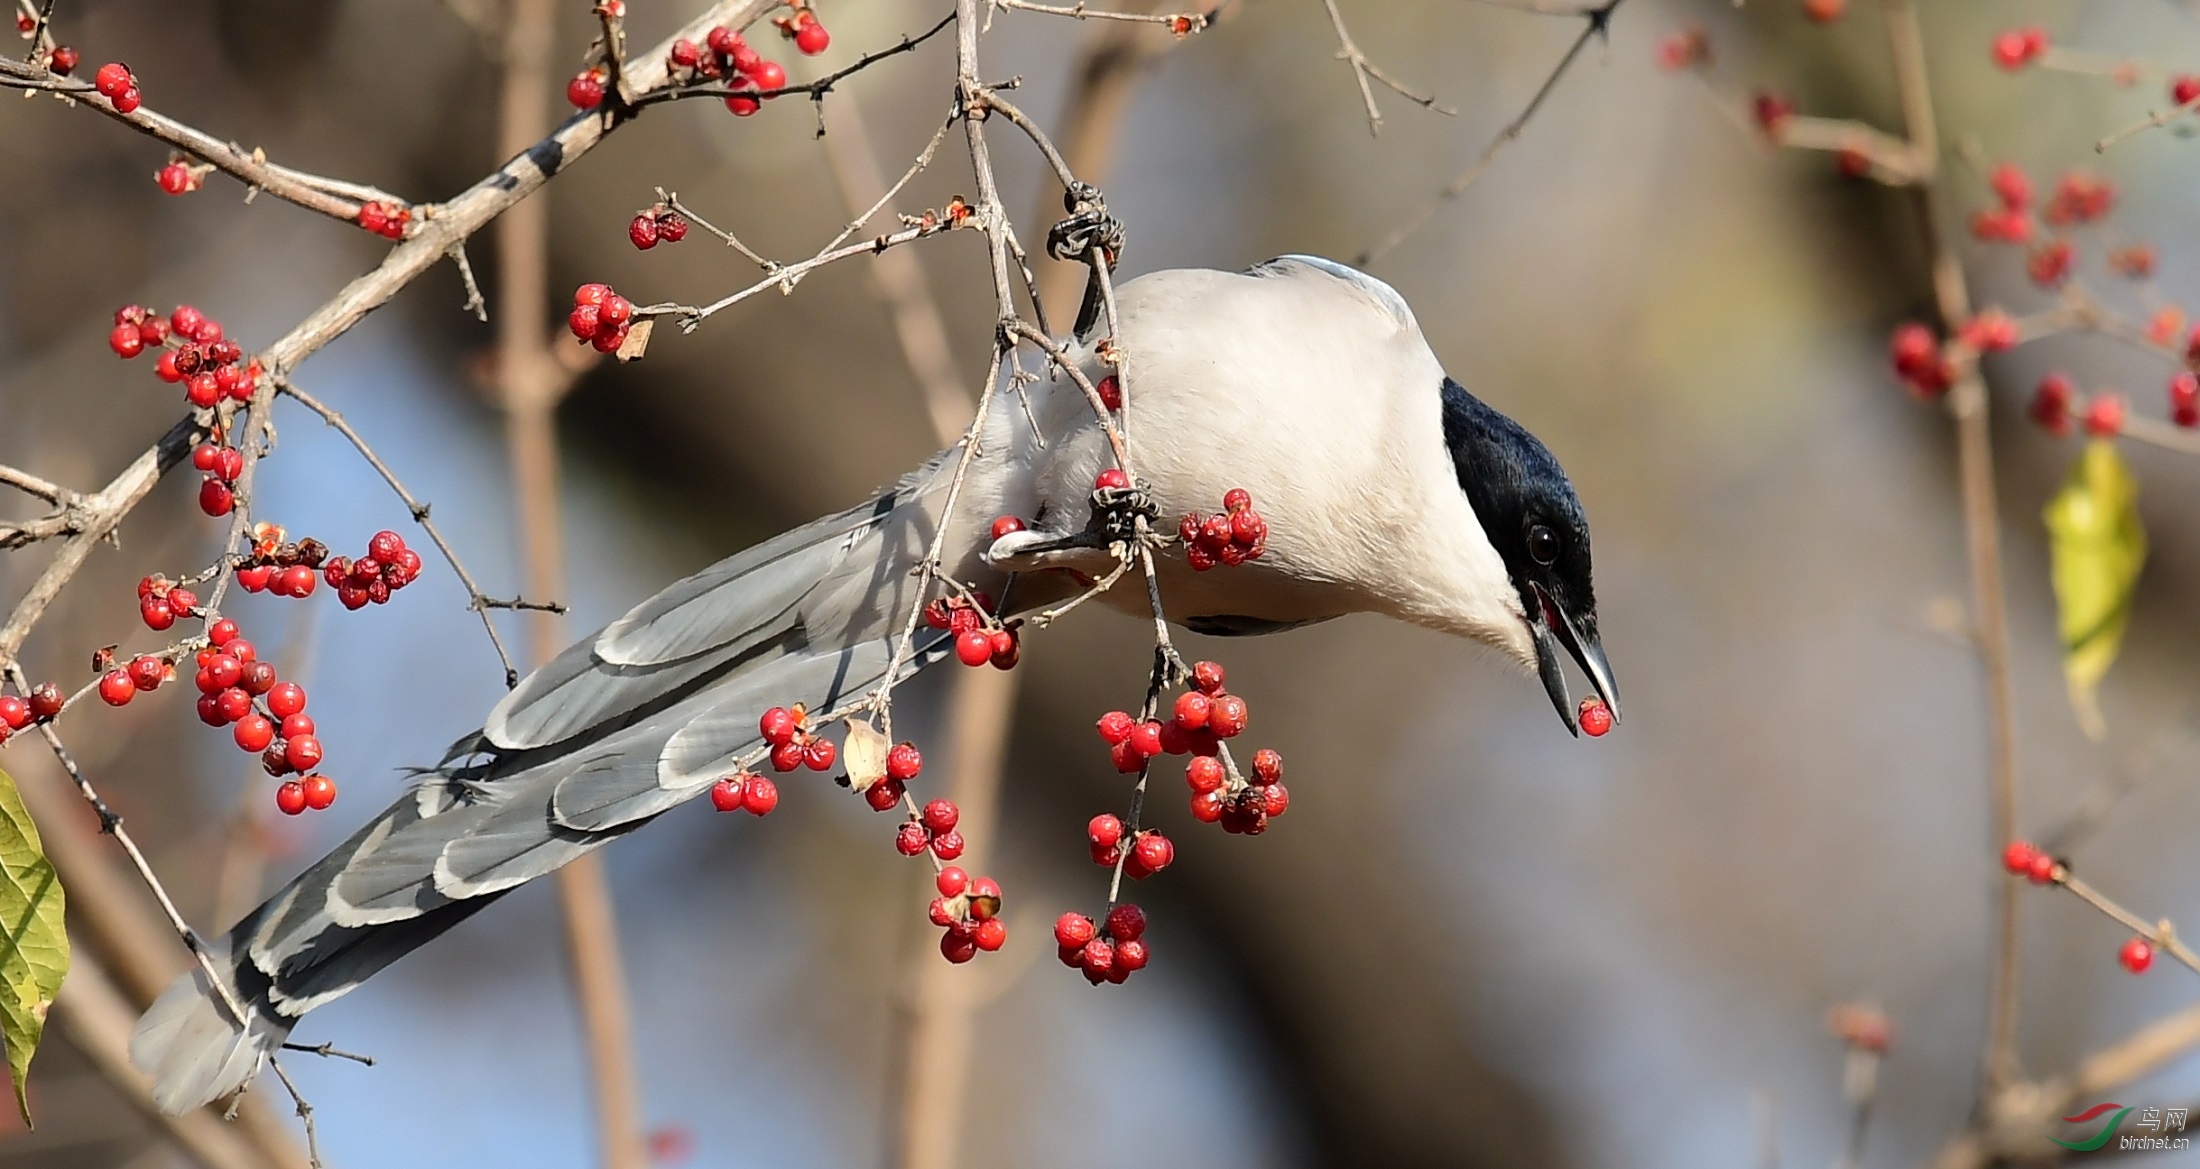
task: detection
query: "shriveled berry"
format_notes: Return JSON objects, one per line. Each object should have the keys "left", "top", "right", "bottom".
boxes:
{"left": 930, "top": 830, "right": 964, "bottom": 859}
{"left": 1105, "top": 902, "right": 1146, "bottom": 941}
{"left": 802, "top": 737, "right": 837, "bottom": 771}
{"left": 921, "top": 798, "right": 958, "bottom": 834}
{"left": 896, "top": 822, "right": 930, "bottom": 855}
{"left": 629, "top": 214, "right": 659, "bottom": 250}
{"left": 929, "top": 897, "right": 956, "bottom": 927}
{"left": 1251, "top": 748, "right": 1283, "bottom": 783}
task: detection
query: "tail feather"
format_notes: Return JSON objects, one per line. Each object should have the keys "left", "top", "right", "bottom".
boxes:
{"left": 130, "top": 449, "right": 1008, "bottom": 1114}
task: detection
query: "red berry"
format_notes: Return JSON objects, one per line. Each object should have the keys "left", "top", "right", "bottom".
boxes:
{"left": 140, "top": 596, "right": 176, "bottom": 631}
{"left": 1185, "top": 756, "right": 1224, "bottom": 793}
{"left": 275, "top": 781, "right": 308, "bottom": 816}
{"left": 629, "top": 215, "right": 659, "bottom": 250}
{"left": 929, "top": 898, "right": 956, "bottom": 927}
{"left": 1080, "top": 938, "right": 1114, "bottom": 975}
{"left": 656, "top": 213, "right": 688, "bottom": 243}
{"left": 26, "top": 684, "right": 62, "bottom": 721}
{"left": 989, "top": 515, "right": 1026, "bottom": 540}
{"left": 1105, "top": 903, "right": 1146, "bottom": 941}
{"left": 199, "top": 478, "right": 234, "bottom": 516}
{"left": 48, "top": 47, "right": 77, "bottom": 75}
{"left": 1191, "top": 661, "right": 1226, "bottom": 694}
{"left": 2175, "top": 75, "right": 2200, "bottom": 107}
{"left": 1096, "top": 710, "right": 1134, "bottom": 745}
{"left": 1189, "top": 790, "right": 1224, "bottom": 822}
{"left": 110, "top": 323, "right": 145, "bottom": 357}
{"left": 954, "top": 627, "right": 992, "bottom": 667}
{"left": 1054, "top": 912, "right": 1096, "bottom": 947}
{"left": 742, "top": 775, "right": 779, "bottom": 815}
{"left": 93, "top": 62, "right": 131, "bottom": 98}
{"left": 2119, "top": 936, "right": 2155, "bottom": 974}
{"left": 1088, "top": 814, "right": 1124, "bottom": 849}
{"left": 896, "top": 822, "right": 930, "bottom": 855}
{"left": 2084, "top": 394, "right": 2126, "bottom": 438}
{"left": 973, "top": 917, "right": 1006, "bottom": 951}
{"left": 930, "top": 830, "right": 964, "bottom": 860}
{"left": 936, "top": 866, "right": 969, "bottom": 898}
{"left": 724, "top": 92, "right": 761, "bottom": 116}
{"left": 1579, "top": 698, "right": 1614, "bottom": 737}
{"left": 745, "top": 58, "right": 786, "bottom": 89}
{"left": 112, "top": 86, "right": 142, "bottom": 114}
{"left": 2171, "top": 372, "right": 2200, "bottom": 428}
{"left": 887, "top": 741, "right": 923, "bottom": 781}
{"left": 279, "top": 566, "right": 317, "bottom": 597}
{"left": 794, "top": 21, "right": 830, "bottom": 55}
{"left": 2025, "top": 851, "right": 2059, "bottom": 885}
{"left": 769, "top": 740, "right": 803, "bottom": 772}
{"left": 98, "top": 670, "right": 134, "bottom": 706}
{"left": 1114, "top": 937, "right": 1149, "bottom": 972}
{"left": 237, "top": 564, "right": 273, "bottom": 592}
{"left": 1250, "top": 748, "right": 1283, "bottom": 783}
{"left": 158, "top": 162, "right": 193, "bottom": 195}
{"left": 921, "top": 798, "right": 958, "bottom": 834}
{"left": 940, "top": 931, "right": 978, "bottom": 964}
{"left": 1133, "top": 832, "right": 1174, "bottom": 874}
{"left": 1223, "top": 488, "right": 1252, "bottom": 513}
{"left": 1991, "top": 29, "right": 2034, "bottom": 70}
{"left": 2001, "top": 840, "right": 2041, "bottom": 875}
{"left": 204, "top": 656, "right": 243, "bottom": 691}
{"left": 760, "top": 706, "right": 798, "bottom": 746}
{"left": 1126, "top": 720, "right": 1164, "bottom": 758}
{"left": 286, "top": 734, "right": 324, "bottom": 772}
{"left": 281, "top": 713, "right": 315, "bottom": 739}
{"left": 710, "top": 776, "right": 744, "bottom": 812}
{"left": 267, "top": 681, "right": 306, "bottom": 718}
{"left": 1096, "top": 374, "right": 1122, "bottom": 411}
{"left": 368, "top": 530, "right": 404, "bottom": 561}
{"left": 988, "top": 628, "right": 1019, "bottom": 671}
{"left": 127, "top": 655, "right": 165, "bottom": 692}
{"left": 234, "top": 714, "right": 275, "bottom": 753}
{"left": 2031, "top": 373, "right": 2075, "bottom": 436}
{"left": 1094, "top": 468, "right": 1130, "bottom": 492}
{"left": 301, "top": 773, "right": 337, "bottom": 810}
{"left": 802, "top": 736, "right": 836, "bottom": 771}
{"left": 567, "top": 71, "right": 606, "bottom": 109}
{"left": 0, "top": 697, "right": 25, "bottom": 731}
{"left": 1207, "top": 695, "right": 1248, "bottom": 738}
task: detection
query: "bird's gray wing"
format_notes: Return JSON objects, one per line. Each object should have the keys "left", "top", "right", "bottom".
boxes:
{"left": 132, "top": 445, "right": 998, "bottom": 1115}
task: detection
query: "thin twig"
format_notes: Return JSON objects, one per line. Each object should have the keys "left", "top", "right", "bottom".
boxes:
{"left": 995, "top": 0, "right": 1211, "bottom": 28}
{"left": 1318, "top": 0, "right": 1450, "bottom": 135}
{"left": 1357, "top": 0, "right": 1621, "bottom": 265}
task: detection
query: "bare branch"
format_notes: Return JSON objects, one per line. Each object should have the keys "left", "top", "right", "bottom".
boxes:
{"left": 1319, "top": 0, "right": 1451, "bottom": 135}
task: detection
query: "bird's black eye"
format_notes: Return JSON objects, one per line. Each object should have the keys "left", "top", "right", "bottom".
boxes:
{"left": 1527, "top": 523, "right": 1559, "bottom": 566}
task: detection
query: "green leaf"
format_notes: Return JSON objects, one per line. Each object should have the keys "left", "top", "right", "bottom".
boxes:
{"left": 2044, "top": 439, "right": 2148, "bottom": 740}
{"left": 0, "top": 769, "right": 66, "bottom": 1128}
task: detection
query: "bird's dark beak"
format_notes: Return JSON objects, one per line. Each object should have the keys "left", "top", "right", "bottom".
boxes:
{"left": 1530, "top": 583, "right": 1620, "bottom": 737}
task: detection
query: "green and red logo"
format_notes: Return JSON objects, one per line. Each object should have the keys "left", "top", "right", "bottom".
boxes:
{"left": 2055, "top": 1102, "right": 2133, "bottom": 1152}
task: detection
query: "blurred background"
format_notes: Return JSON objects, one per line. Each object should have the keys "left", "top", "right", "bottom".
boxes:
{"left": 8, "top": 0, "right": 2200, "bottom": 1166}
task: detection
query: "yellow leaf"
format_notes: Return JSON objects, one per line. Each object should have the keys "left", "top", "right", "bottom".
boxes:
{"left": 0, "top": 769, "right": 65, "bottom": 1128}
{"left": 2044, "top": 440, "right": 2147, "bottom": 740}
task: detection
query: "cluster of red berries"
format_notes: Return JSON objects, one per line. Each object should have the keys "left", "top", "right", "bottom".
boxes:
{"left": 136, "top": 574, "right": 201, "bottom": 632}
{"left": 191, "top": 439, "right": 249, "bottom": 517}
{"left": 1094, "top": 659, "right": 1247, "bottom": 774}
{"left": 92, "top": 61, "right": 141, "bottom": 113}
{"left": 665, "top": 25, "right": 792, "bottom": 117}
{"left": 568, "top": 283, "right": 636, "bottom": 354}
{"left": 318, "top": 529, "right": 426, "bottom": 610}
{"left": 1177, "top": 488, "right": 1267, "bottom": 571}
{"left": 707, "top": 772, "right": 780, "bottom": 815}
{"left": 113, "top": 304, "right": 263, "bottom": 413}
{"left": 627, "top": 204, "right": 690, "bottom": 251}
{"left": 769, "top": 5, "right": 832, "bottom": 56}
{"left": 1989, "top": 26, "right": 2049, "bottom": 71}
{"left": 896, "top": 795, "right": 966, "bottom": 862}
{"left": 0, "top": 683, "right": 65, "bottom": 749}
{"left": 157, "top": 157, "right": 203, "bottom": 196}
{"left": 758, "top": 704, "right": 840, "bottom": 775}
{"left": 1887, "top": 322, "right": 1953, "bottom": 397}
{"left": 356, "top": 201, "right": 411, "bottom": 241}
{"left": 1968, "top": 163, "right": 2034, "bottom": 246}
{"left": 924, "top": 589, "right": 1019, "bottom": 670}
{"left": 2028, "top": 372, "right": 2196, "bottom": 438}
{"left": 227, "top": 523, "right": 326, "bottom": 598}
{"left": 1085, "top": 813, "right": 1174, "bottom": 878}
{"left": 1053, "top": 903, "right": 1150, "bottom": 985}
{"left": 929, "top": 867, "right": 1006, "bottom": 964}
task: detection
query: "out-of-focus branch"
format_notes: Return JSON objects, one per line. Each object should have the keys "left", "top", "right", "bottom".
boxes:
{"left": 1878, "top": 0, "right": 2024, "bottom": 1098}
{"left": 491, "top": 3, "right": 642, "bottom": 1169}
{"left": 52, "top": 951, "right": 280, "bottom": 1169}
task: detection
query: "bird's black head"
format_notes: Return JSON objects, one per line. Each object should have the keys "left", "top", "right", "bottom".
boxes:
{"left": 1439, "top": 378, "right": 1618, "bottom": 736}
